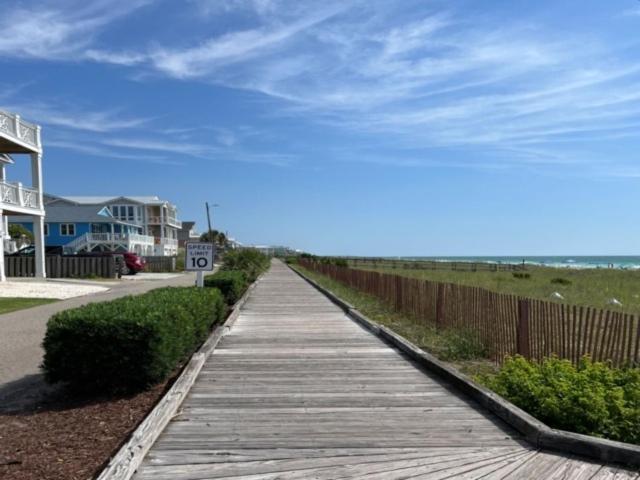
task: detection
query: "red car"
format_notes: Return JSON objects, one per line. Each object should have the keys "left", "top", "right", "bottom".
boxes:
{"left": 82, "top": 251, "right": 146, "bottom": 275}
{"left": 121, "top": 252, "right": 146, "bottom": 275}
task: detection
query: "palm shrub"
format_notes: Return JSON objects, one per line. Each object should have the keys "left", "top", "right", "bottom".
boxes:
{"left": 42, "top": 287, "right": 226, "bottom": 394}
{"left": 204, "top": 270, "right": 248, "bottom": 304}
{"left": 479, "top": 355, "right": 640, "bottom": 444}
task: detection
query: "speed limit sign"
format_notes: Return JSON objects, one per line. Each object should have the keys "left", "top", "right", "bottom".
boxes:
{"left": 185, "top": 242, "right": 215, "bottom": 271}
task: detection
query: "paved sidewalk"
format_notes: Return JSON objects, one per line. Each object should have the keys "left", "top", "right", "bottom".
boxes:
{"left": 133, "top": 261, "right": 639, "bottom": 479}
{"left": 0, "top": 272, "right": 197, "bottom": 403}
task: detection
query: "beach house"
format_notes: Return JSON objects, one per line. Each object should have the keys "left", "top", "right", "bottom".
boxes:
{"left": 12, "top": 195, "right": 182, "bottom": 256}
{"left": 0, "top": 110, "right": 45, "bottom": 281}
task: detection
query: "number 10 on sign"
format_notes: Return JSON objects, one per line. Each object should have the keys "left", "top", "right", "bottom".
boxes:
{"left": 185, "top": 242, "right": 215, "bottom": 287}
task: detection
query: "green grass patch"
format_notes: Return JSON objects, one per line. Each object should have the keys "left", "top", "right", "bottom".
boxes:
{"left": 291, "top": 265, "right": 495, "bottom": 376}
{"left": 0, "top": 297, "right": 57, "bottom": 314}
{"left": 352, "top": 264, "right": 640, "bottom": 315}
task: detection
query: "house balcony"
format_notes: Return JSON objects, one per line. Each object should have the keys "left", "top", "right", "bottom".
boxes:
{"left": 147, "top": 215, "right": 182, "bottom": 229}
{"left": 0, "top": 180, "right": 42, "bottom": 214}
{"left": 154, "top": 237, "right": 179, "bottom": 256}
{"left": 0, "top": 110, "right": 41, "bottom": 154}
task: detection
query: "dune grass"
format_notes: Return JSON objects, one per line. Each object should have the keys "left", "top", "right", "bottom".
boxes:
{"left": 0, "top": 297, "right": 57, "bottom": 314}
{"left": 351, "top": 263, "right": 640, "bottom": 315}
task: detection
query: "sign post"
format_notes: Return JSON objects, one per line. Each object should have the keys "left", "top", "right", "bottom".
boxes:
{"left": 185, "top": 242, "right": 215, "bottom": 287}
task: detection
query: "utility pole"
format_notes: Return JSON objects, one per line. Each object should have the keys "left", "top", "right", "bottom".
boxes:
{"left": 205, "top": 202, "right": 213, "bottom": 244}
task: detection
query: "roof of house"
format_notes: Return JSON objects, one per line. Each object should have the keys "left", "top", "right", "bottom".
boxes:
{"left": 56, "top": 195, "right": 169, "bottom": 205}
{"left": 0, "top": 154, "right": 15, "bottom": 165}
{"left": 11, "top": 204, "right": 133, "bottom": 225}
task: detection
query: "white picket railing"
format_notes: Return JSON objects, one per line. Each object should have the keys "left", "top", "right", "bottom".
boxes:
{"left": 0, "top": 180, "right": 40, "bottom": 211}
{"left": 147, "top": 215, "right": 182, "bottom": 228}
{"left": 64, "top": 233, "right": 156, "bottom": 253}
{"left": 0, "top": 110, "right": 40, "bottom": 151}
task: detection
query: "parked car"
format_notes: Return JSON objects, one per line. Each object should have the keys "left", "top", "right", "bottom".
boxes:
{"left": 83, "top": 251, "right": 146, "bottom": 275}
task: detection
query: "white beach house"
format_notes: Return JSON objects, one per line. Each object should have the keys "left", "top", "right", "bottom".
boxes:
{"left": 0, "top": 110, "right": 45, "bottom": 281}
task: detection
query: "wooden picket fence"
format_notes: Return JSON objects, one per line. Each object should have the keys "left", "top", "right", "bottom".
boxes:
{"left": 300, "top": 260, "right": 640, "bottom": 367}
{"left": 344, "top": 257, "right": 524, "bottom": 272}
{"left": 7, "top": 255, "right": 119, "bottom": 278}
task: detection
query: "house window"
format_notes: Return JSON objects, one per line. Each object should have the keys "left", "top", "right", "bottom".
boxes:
{"left": 44, "top": 223, "right": 49, "bottom": 236}
{"left": 60, "top": 223, "right": 76, "bottom": 236}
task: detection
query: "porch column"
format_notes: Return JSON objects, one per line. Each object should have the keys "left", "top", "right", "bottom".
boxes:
{"left": 160, "top": 206, "right": 165, "bottom": 256}
{"left": 31, "top": 153, "right": 46, "bottom": 278}
{"left": 0, "top": 209, "right": 5, "bottom": 282}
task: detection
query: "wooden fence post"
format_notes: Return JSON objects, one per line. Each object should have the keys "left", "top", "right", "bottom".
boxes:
{"left": 436, "top": 284, "right": 445, "bottom": 328}
{"left": 517, "top": 299, "right": 531, "bottom": 359}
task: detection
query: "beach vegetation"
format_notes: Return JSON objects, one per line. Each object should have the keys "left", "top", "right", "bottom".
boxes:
{"left": 478, "top": 356, "right": 640, "bottom": 445}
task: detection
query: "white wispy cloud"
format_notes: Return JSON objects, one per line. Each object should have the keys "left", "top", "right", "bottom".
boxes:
{"left": 0, "top": 102, "right": 152, "bottom": 133}
{"left": 0, "top": 0, "right": 151, "bottom": 60}
{"left": 2, "top": 1, "right": 639, "bottom": 175}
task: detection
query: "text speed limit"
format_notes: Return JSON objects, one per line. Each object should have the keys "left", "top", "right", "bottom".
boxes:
{"left": 185, "top": 242, "right": 215, "bottom": 271}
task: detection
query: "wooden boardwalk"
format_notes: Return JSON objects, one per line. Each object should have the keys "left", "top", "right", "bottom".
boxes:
{"left": 133, "top": 261, "right": 639, "bottom": 479}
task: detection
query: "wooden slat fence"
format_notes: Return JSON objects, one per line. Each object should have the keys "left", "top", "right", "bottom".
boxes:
{"left": 7, "top": 255, "right": 118, "bottom": 278}
{"left": 344, "top": 257, "right": 524, "bottom": 272}
{"left": 143, "top": 256, "right": 177, "bottom": 273}
{"left": 300, "top": 260, "right": 640, "bottom": 367}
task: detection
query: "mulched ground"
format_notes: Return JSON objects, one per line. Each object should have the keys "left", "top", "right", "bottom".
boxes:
{"left": 0, "top": 380, "right": 171, "bottom": 480}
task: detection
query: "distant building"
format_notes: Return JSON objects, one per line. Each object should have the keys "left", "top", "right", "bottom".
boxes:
{"left": 178, "top": 221, "right": 200, "bottom": 247}
{"left": 12, "top": 195, "right": 182, "bottom": 256}
{"left": 0, "top": 110, "right": 45, "bottom": 280}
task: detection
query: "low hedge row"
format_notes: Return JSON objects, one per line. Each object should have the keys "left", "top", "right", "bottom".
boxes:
{"left": 222, "top": 249, "right": 270, "bottom": 282}
{"left": 42, "top": 287, "right": 226, "bottom": 393}
{"left": 479, "top": 355, "right": 640, "bottom": 445}
{"left": 204, "top": 270, "right": 248, "bottom": 304}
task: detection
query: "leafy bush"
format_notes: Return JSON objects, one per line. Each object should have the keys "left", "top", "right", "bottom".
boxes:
{"left": 42, "top": 287, "right": 226, "bottom": 394}
{"left": 551, "top": 277, "right": 572, "bottom": 285}
{"left": 479, "top": 356, "right": 640, "bottom": 444}
{"left": 512, "top": 272, "right": 531, "bottom": 279}
{"left": 222, "top": 249, "right": 270, "bottom": 282}
{"left": 334, "top": 258, "right": 349, "bottom": 267}
{"left": 204, "top": 270, "right": 248, "bottom": 304}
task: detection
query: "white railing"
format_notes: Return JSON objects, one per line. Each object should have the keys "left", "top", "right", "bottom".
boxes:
{"left": 0, "top": 180, "right": 40, "bottom": 211}
{"left": 64, "top": 233, "right": 155, "bottom": 252}
{"left": 147, "top": 215, "right": 182, "bottom": 228}
{"left": 161, "top": 237, "right": 178, "bottom": 247}
{"left": 0, "top": 110, "right": 40, "bottom": 151}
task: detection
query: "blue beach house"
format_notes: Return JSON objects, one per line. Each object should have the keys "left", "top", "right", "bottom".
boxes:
{"left": 10, "top": 194, "right": 181, "bottom": 256}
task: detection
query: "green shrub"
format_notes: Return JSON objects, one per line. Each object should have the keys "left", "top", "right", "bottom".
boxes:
{"left": 334, "top": 258, "right": 349, "bottom": 267}
{"left": 439, "top": 328, "right": 490, "bottom": 361}
{"left": 512, "top": 272, "right": 531, "bottom": 279}
{"left": 479, "top": 356, "right": 640, "bottom": 444}
{"left": 42, "top": 287, "right": 226, "bottom": 394}
{"left": 204, "top": 270, "right": 248, "bottom": 304}
{"left": 550, "top": 277, "right": 572, "bottom": 285}
{"left": 222, "top": 249, "right": 270, "bottom": 282}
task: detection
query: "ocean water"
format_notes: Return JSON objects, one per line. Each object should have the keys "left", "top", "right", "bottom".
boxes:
{"left": 397, "top": 256, "right": 640, "bottom": 270}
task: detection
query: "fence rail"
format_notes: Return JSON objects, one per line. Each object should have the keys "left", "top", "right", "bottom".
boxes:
{"left": 343, "top": 257, "right": 524, "bottom": 272}
{"left": 300, "top": 260, "right": 640, "bottom": 367}
{"left": 7, "top": 255, "right": 119, "bottom": 278}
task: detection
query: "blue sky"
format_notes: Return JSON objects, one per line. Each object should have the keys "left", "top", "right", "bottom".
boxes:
{"left": 1, "top": 0, "right": 640, "bottom": 256}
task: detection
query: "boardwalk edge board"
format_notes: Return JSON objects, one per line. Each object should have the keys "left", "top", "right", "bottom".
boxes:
{"left": 291, "top": 265, "right": 640, "bottom": 468}
{"left": 96, "top": 273, "right": 264, "bottom": 480}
